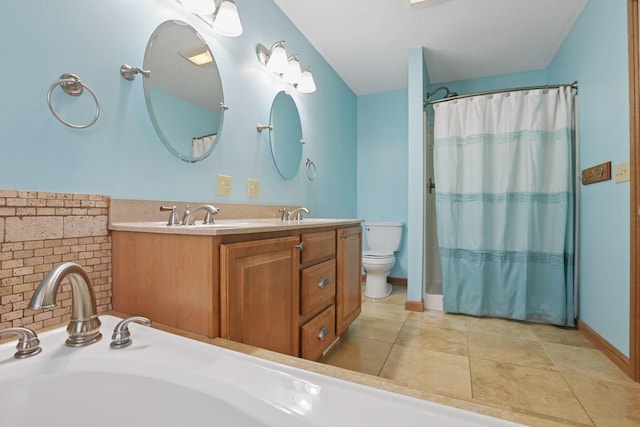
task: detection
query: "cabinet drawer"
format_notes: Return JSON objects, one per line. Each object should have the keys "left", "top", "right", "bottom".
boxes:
{"left": 301, "top": 305, "right": 336, "bottom": 360}
{"left": 300, "top": 259, "right": 336, "bottom": 315}
{"left": 300, "top": 231, "right": 335, "bottom": 264}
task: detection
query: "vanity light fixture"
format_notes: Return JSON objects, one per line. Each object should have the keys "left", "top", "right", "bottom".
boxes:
{"left": 297, "top": 67, "right": 317, "bottom": 93}
{"left": 257, "top": 42, "right": 316, "bottom": 93}
{"left": 178, "top": 0, "right": 243, "bottom": 37}
{"left": 283, "top": 55, "right": 303, "bottom": 85}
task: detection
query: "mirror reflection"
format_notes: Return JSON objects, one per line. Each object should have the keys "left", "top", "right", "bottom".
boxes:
{"left": 143, "top": 20, "right": 225, "bottom": 163}
{"left": 269, "top": 91, "right": 303, "bottom": 180}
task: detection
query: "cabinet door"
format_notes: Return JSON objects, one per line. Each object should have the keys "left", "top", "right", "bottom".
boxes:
{"left": 221, "top": 236, "right": 300, "bottom": 356}
{"left": 336, "top": 226, "right": 362, "bottom": 335}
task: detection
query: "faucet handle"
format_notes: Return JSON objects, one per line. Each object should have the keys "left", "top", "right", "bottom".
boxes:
{"left": 0, "top": 327, "right": 42, "bottom": 359}
{"left": 278, "top": 208, "right": 290, "bottom": 221}
{"left": 160, "top": 205, "right": 180, "bottom": 226}
{"left": 110, "top": 316, "right": 151, "bottom": 349}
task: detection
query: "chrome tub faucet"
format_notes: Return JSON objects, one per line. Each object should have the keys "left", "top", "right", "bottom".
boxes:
{"left": 28, "top": 262, "right": 102, "bottom": 347}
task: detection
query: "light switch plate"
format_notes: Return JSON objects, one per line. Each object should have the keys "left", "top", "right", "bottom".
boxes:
{"left": 615, "top": 161, "right": 630, "bottom": 183}
{"left": 247, "top": 179, "right": 259, "bottom": 198}
{"left": 216, "top": 174, "right": 232, "bottom": 196}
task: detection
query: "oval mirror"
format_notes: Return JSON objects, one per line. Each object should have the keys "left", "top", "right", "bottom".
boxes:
{"left": 269, "top": 91, "right": 303, "bottom": 180}
{"left": 143, "top": 20, "right": 225, "bottom": 163}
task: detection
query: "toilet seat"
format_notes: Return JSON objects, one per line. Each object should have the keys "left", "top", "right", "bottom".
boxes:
{"left": 363, "top": 250, "right": 394, "bottom": 259}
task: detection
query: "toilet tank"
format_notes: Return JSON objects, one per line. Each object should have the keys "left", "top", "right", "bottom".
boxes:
{"left": 364, "top": 222, "right": 403, "bottom": 252}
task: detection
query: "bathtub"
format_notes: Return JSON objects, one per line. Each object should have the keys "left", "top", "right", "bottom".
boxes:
{"left": 0, "top": 315, "right": 522, "bottom": 427}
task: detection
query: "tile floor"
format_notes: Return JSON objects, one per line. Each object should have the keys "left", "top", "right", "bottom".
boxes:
{"left": 320, "top": 285, "right": 640, "bottom": 427}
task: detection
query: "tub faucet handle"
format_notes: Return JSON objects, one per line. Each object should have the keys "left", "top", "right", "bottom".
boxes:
{"left": 110, "top": 316, "right": 151, "bottom": 349}
{"left": 0, "top": 327, "right": 42, "bottom": 359}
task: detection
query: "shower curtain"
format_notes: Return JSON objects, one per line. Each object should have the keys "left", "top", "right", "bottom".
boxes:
{"left": 433, "top": 86, "right": 576, "bottom": 326}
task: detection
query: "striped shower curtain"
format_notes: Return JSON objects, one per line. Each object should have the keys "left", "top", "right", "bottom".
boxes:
{"left": 433, "top": 86, "right": 576, "bottom": 326}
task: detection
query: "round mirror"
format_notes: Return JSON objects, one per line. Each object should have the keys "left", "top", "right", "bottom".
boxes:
{"left": 143, "top": 20, "right": 225, "bottom": 163}
{"left": 269, "top": 91, "right": 303, "bottom": 180}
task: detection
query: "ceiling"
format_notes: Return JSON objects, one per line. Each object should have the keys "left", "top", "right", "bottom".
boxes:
{"left": 272, "top": 0, "right": 588, "bottom": 96}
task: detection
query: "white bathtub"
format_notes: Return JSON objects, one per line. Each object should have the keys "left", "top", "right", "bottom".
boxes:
{"left": 0, "top": 315, "right": 523, "bottom": 427}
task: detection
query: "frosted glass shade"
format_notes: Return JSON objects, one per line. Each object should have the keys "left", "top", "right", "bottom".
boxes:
{"left": 213, "top": 0, "right": 243, "bottom": 37}
{"left": 266, "top": 43, "right": 288, "bottom": 75}
{"left": 283, "top": 56, "right": 302, "bottom": 84}
{"left": 297, "top": 68, "right": 316, "bottom": 93}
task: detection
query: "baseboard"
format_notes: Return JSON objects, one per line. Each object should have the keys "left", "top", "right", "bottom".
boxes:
{"left": 360, "top": 275, "right": 407, "bottom": 287}
{"left": 577, "top": 319, "right": 633, "bottom": 378}
{"left": 405, "top": 300, "right": 424, "bottom": 312}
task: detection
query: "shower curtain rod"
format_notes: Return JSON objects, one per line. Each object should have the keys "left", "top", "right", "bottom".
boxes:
{"left": 425, "top": 81, "right": 578, "bottom": 105}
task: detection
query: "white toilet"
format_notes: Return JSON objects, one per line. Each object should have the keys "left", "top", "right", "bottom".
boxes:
{"left": 362, "top": 222, "right": 403, "bottom": 299}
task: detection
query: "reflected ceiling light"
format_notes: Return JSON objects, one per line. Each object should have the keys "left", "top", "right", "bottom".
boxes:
{"left": 179, "top": 47, "right": 213, "bottom": 66}
{"left": 179, "top": 0, "right": 243, "bottom": 37}
{"left": 297, "top": 67, "right": 316, "bottom": 93}
{"left": 283, "top": 55, "right": 302, "bottom": 85}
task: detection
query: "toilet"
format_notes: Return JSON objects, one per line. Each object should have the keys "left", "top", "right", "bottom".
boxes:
{"left": 362, "top": 222, "right": 403, "bottom": 299}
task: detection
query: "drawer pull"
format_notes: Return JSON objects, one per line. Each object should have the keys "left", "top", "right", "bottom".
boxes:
{"left": 341, "top": 231, "right": 360, "bottom": 240}
{"left": 318, "top": 276, "right": 330, "bottom": 289}
{"left": 317, "top": 326, "right": 329, "bottom": 341}
{"left": 296, "top": 242, "right": 306, "bottom": 251}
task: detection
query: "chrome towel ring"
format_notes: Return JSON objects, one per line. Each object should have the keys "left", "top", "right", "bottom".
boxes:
{"left": 47, "top": 73, "right": 100, "bottom": 129}
{"left": 305, "top": 158, "right": 317, "bottom": 181}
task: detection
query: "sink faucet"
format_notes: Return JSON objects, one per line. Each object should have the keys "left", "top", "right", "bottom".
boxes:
{"left": 182, "top": 204, "right": 220, "bottom": 225}
{"left": 287, "top": 207, "right": 310, "bottom": 221}
{"left": 28, "top": 262, "right": 102, "bottom": 347}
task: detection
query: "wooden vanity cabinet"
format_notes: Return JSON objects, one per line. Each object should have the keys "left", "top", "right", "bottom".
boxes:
{"left": 220, "top": 236, "right": 300, "bottom": 356}
{"left": 112, "top": 231, "right": 219, "bottom": 338}
{"left": 112, "top": 223, "right": 363, "bottom": 360}
{"left": 336, "top": 226, "right": 362, "bottom": 335}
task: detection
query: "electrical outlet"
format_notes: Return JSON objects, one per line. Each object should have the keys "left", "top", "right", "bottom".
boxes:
{"left": 615, "top": 161, "right": 630, "bottom": 183}
{"left": 247, "top": 179, "right": 259, "bottom": 198}
{"left": 216, "top": 174, "right": 232, "bottom": 196}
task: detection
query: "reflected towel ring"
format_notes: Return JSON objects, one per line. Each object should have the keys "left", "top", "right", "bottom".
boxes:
{"left": 47, "top": 73, "right": 100, "bottom": 129}
{"left": 305, "top": 158, "right": 317, "bottom": 181}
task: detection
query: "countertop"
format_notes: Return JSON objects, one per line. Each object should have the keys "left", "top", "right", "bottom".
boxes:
{"left": 110, "top": 218, "right": 363, "bottom": 236}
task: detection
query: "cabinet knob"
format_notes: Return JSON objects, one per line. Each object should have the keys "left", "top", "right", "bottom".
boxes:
{"left": 318, "top": 276, "right": 330, "bottom": 289}
{"left": 296, "top": 242, "right": 306, "bottom": 251}
{"left": 317, "top": 326, "right": 329, "bottom": 341}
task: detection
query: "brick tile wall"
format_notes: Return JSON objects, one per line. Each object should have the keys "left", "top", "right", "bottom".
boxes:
{"left": 0, "top": 190, "right": 112, "bottom": 338}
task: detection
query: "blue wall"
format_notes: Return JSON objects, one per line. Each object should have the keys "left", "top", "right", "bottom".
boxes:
{"left": 0, "top": 0, "right": 357, "bottom": 219}
{"left": 547, "top": 0, "right": 630, "bottom": 356}
{"left": 357, "top": 90, "right": 408, "bottom": 278}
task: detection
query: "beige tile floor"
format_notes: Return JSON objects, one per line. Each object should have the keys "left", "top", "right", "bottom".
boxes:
{"left": 320, "top": 285, "right": 640, "bottom": 427}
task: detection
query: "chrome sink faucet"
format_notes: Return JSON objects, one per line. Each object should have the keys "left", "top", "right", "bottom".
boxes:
{"left": 286, "top": 207, "right": 310, "bottom": 221}
{"left": 28, "top": 262, "right": 102, "bottom": 347}
{"left": 182, "top": 204, "right": 220, "bottom": 225}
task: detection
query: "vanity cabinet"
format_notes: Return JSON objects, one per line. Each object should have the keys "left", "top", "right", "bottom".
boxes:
{"left": 112, "top": 221, "right": 362, "bottom": 361}
{"left": 220, "top": 236, "right": 300, "bottom": 356}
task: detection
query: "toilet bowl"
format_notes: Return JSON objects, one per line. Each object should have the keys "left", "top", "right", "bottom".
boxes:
{"left": 362, "top": 222, "right": 403, "bottom": 299}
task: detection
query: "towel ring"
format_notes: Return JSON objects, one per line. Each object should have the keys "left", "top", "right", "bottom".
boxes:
{"left": 47, "top": 73, "right": 100, "bottom": 129}
{"left": 305, "top": 158, "right": 317, "bottom": 181}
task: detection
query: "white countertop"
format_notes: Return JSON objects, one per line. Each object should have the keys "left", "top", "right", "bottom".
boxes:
{"left": 110, "top": 218, "right": 363, "bottom": 236}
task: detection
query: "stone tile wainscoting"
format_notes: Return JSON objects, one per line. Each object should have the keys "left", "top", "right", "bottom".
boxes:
{"left": 0, "top": 190, "right": 111, "bottom": 337}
